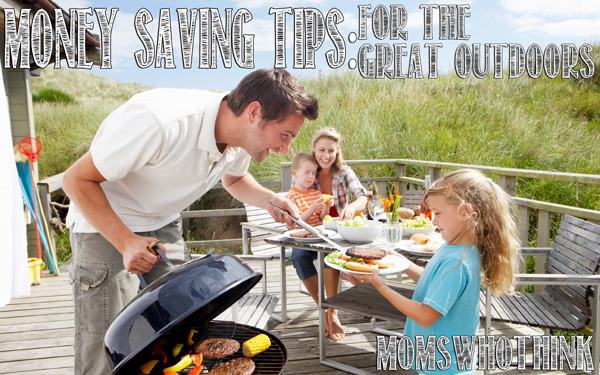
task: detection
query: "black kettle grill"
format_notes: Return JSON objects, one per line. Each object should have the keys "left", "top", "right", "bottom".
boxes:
{"left": 104, "top": 254, "right": 287, "bottom": 374}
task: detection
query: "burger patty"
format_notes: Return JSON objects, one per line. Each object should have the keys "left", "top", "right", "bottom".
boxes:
{"left": 195, "top": 338, "right": 240, "bottom": 359}
{"left": 290, "top": 229, "right": 320, "bottom": 238}
{"left": 207, "top": 357, "right": 256, "bottom": 375}
{"left": 346, "top": 247, "right": 387, "bottom": 260}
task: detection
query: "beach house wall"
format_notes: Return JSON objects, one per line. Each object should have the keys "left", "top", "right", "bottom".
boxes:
{"left": 2, "top": 0, "right": 100, "bottom": 257}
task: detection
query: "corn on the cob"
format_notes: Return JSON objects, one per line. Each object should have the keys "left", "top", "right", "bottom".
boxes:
{"left": 321, "top": 194, "right": 333, "bottom": 203}
{"left": 242, "top": 334, "right": 271, "bottom": 358}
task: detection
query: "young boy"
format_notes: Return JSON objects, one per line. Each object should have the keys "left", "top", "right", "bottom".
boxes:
{"left": 287, "top": 152, "right": 333, "bottom": 226}
{"left": 288, "top": 152, "right": 342, "bottom": 340}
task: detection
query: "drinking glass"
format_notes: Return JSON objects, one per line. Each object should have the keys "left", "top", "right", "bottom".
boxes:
{"left": 382, "top": 222, "right": 403, "bottom": 243}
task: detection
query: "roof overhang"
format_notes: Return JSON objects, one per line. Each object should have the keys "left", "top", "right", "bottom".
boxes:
{"left": 1, "top": 0, "right": 101, "bottom": 68}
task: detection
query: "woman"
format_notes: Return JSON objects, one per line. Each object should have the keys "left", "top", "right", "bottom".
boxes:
{"left": 291, "top": 127, "right": 368, "bottom": 341}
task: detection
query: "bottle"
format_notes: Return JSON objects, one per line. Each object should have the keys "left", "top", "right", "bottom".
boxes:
{"left": 424, "top": 174, "right": 432, "bottom": 189}
{"left": 366, "top": 191, "right": 374, "bottom": 220}
{"left": 422, "top": 174, "right": 433, "bottom": 220}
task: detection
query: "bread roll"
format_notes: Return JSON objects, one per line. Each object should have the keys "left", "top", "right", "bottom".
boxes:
{"left": 410, "top": 233, "right": 428, "bottom": 245}
{"left": 346, "top": 261, "right": 378, "bottom": 273}
{"left": 398, "top": 208, "right": 415, "bottom": 220}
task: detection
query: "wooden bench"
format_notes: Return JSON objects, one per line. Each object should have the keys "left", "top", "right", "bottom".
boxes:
{"left": 190, "top": 254, "right": 279, "bottom": 329}
{"left": 241, "top": 203, "right": 296, "bottom": 322}
{"left": 480, "top": 215, "right": 600, "bottom": 331}
{"left": 241, "top": 203, "right": 289, "bottom": 257}
{"left": 400, "top": 186, "right": 426, "bottom": 208}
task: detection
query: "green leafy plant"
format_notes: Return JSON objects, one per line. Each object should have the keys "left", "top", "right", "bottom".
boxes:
{"left": 32, "top": 88, "right": 75, "bottom": 103}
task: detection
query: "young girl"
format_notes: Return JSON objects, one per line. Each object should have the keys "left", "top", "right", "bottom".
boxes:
{"left": 356, "top": 169, "right": 520, "bottom": 374}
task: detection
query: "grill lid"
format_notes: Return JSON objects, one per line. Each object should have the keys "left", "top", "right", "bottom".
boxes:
{"left": 104, "top": 254, "right": 261, "bottom": 374}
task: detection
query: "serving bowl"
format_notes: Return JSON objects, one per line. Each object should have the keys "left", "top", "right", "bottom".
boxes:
{"left": 336, "top": 220, "right": 381, "bottom": 243}
{"left": 322, "top": 217, "right": 339, "bottom": 230}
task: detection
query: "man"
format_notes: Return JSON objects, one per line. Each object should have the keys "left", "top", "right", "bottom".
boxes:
{"left": 63, "top": 69, "right": 317, "bottom": 374}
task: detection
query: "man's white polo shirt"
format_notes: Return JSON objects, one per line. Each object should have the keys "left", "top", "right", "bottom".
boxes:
{"left": 66, "top": 89, "right": 251, "bottom": 233}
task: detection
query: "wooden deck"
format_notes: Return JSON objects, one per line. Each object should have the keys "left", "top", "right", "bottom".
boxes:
{"left": 0, "top": 261, "right": 588, "bottom": 375}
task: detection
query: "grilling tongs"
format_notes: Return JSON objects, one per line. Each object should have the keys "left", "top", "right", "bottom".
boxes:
{"left": 270, "top": 204, "right": 346, "bottom": 252}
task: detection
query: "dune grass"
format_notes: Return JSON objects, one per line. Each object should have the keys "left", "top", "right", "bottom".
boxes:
{"left": 252, "top": 72, "right": 600, "bottom": 211}
{"left": 33, "top": 63, "right": 600, "bottom": 212}
{"left": 32, "top": 69, "right": 147, "bottom": 178}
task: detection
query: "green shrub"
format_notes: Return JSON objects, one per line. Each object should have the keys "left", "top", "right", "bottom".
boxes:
{"left": 32, "top": 88, "right": 75, "bottom": 103}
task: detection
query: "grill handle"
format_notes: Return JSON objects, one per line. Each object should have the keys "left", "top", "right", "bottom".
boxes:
{"left": 137, "top": 241, "right": 174, "bottom": 289}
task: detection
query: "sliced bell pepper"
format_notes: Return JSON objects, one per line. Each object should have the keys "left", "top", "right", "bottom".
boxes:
{"left": 172, "top": 343, "right": 184, "bottom": 358}
{"left": 163, "top": 354, "right": 192, "bottom": 373}
{"left": 187, "top": 328, "right": 198, "bottom": 345}
{"left": 188, "top": 365, "right": 203, "bottom": 375}
{"left": 191, "top": 353, "right": 203, "bottom": 367}
{"left": 151, "top": 338, "right": 169, "bottom": 364}
{"left": 139, "top": 359, "right": 159, "bottom": 375}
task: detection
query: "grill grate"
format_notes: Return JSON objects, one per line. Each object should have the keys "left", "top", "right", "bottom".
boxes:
{"left": 140, "top": 321, "right": 286, "bottom": 374}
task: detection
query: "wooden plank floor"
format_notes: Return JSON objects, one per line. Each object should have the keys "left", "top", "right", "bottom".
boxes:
{"left": 0, "top": 261, "right": 588, "bottom": 375}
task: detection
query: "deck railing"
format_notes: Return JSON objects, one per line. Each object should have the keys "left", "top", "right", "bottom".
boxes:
{"left": 39, "top": 159, "right": 600, "bottom": 273}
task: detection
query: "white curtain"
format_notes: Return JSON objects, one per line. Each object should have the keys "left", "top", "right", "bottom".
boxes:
{"left": 0, "top": 71, "right": 30, "bottom": 306}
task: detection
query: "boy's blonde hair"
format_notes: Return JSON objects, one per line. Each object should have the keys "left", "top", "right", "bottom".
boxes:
{"left": 311, "top": 127, "right": 343, "bottom": 173}
{"left": 291, "top": 152, "right": 318, "bottom": 171}
{"left": 424, "top": 169, "right": 520, "bottom": 296}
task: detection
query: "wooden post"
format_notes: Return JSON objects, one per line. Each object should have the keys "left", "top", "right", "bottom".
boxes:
{"left": 281, "top": 164, "right": 292, "bottom": 192}
{"left": 536, "top": 210, "right": 550, "bottom": 247}
{"left": 428, "top": 167, "right": 441, "bottom": 182}
{"left": 535, "top": 210, "right": 550, "bottom": 292}
{"left": 498, "top": 175, "right": 516, "bottom": 196}
{"left": 396, "top": 163, "right": 406, "bottom": 195}
{"left": 242, "top": 227, "right": 250, "bottom": 255}
{"left": 517, "top": 205, "right": 529, "bottom": 275}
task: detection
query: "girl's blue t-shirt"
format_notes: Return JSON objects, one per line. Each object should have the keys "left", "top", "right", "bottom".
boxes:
{"left": 403, "top": 243, "right": 481, "bottom": 374}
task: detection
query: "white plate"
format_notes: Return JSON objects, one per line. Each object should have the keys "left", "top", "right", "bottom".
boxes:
{"left": 282, "top": 228, "right": 337, "bottom": 243}
{"left": 402, "top": 226, "right": 436, "bottom": 238}
{"left": 324, "top": 250, "right": 411, "bottom": 275}
{"left": 395, "top": 239, "right": 444, "bottom": 257}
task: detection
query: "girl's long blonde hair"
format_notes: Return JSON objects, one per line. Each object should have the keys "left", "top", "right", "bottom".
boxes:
{"left": 424, "top": 169, "right": 521, "bottom": 295}
{"left": 311, "top": 127, "right": 343, "bottom": 173}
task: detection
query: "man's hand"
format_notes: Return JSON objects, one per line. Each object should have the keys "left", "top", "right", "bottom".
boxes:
{"left": 267, "top": 194, "right": 300, "bottom": 226}
{"left": 121, "top": 234, "right": 160, "bottom": 275}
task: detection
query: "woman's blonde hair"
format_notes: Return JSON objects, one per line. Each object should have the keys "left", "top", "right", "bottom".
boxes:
{"left": 311, "top": 127, "right": 343, "bottom": 172}
{"left": 424, "top": 169, "right": 521, "bottom": 295}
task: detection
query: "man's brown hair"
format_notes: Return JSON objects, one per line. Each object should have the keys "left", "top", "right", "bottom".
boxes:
{"left": 291, "top": 152, "right": 318, "bottom": 171}
{"left": 227, "top": 69, "right": 318, "bottom": 122}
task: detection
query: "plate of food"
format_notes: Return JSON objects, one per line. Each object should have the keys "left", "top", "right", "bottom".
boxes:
{"left": 324, "top": 247, "right": 411, "bottom": 274}
{"left": 396, "top": 233, "right": 444, "bottom": 257}
{"left": 282, "top": 228, "right": 336, "bottom": 243}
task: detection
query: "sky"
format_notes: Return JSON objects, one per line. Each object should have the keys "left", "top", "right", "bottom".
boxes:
{"left": 51, "top": 0, "right": 600, "bottom": 90}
